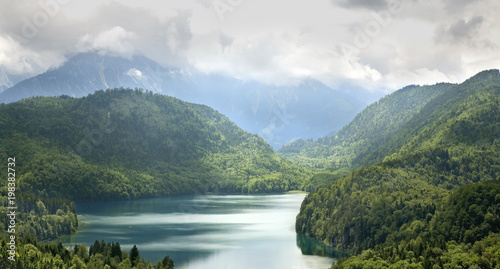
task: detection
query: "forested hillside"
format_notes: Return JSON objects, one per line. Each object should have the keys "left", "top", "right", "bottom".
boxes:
{"left": 362, "top": 69, "right": 500, "bottom": 168}
{"left": 0, "top": 88, "right": 310, "bottom": 203}
{"left": 0, "top": 52, "right": 364, "bottom": 149}
{"left": 283, "top": 70, "right": 500, "bottom": 172}
{"left": 0, "top": 194, "right": 78, "bottom": 242}
{"left": 279, "top": 83, "right": 452, "bottom": 170}
{"left": 0, "top": 88, "right": 312, "bottom": 267}
{"left": 331, "top": 179, "right": 500, "bottom": 268}
{"left": 279, "top": 82, "right": 455, "bottom": 189}
{"left": 0, "top": 236, "right": 176, "bottom": 268}
{"left": 295, "top": 70, "right": 500, "bottom": 268}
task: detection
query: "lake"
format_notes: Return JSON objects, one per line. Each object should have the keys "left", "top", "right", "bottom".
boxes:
{"left": 62, "top": 193, "right": 339, "bottom": 268}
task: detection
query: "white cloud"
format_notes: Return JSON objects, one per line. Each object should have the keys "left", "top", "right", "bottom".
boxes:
{"left": 126, "top": 68, "right": 143, "bottom": 79}
{"left": 0, "top": 34, "right": 64, "bottom": 75}
{"left": 76, "top": 26, "right": 137, "bottom": 57}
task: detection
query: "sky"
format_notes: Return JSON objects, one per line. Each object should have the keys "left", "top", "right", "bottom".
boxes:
{"left": 0, "top": 0, "right": 499, "bottom": 95}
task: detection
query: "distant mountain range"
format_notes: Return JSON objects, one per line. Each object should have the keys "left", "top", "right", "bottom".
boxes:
{"left": 0, "top": 52, "right": 364, "bottom": 148}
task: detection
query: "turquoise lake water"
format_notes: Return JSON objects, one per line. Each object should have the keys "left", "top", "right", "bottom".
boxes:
{"left": 62, "top": 193, "right": 340, "bottom": 268}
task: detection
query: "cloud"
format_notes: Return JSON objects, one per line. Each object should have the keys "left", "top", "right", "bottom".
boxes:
{"left": 126, "top": 68, "right": 143, "bottom": 79}
{"left": 189, "top": 33, "right": 293, "bottom": 84}
{"left": 219, "top": 33, "right": 233, "bottom": 50}
{"left": 449, "top": 16, "right": 483, "bottom": 40}
{"left": 0, "top": 34, "right": 65, "bottom": 75}
{"left": 333, "top": 0, "right": 389, "bottom": 10}
{"left": 165, "top": 10, "right": 193, "bottom": 53}
{"left": 76, "top": 26, "right": 138, "bottom": 57}
{"left": 1, "top": 0, "right": 500, "bottom": 97}
{"left": 442, "top": 0, "right": 485, "bottom": 13}
{"left": 436, "top": 16, "right": 484, "bottom": 45}
{"left": 0, "top": 35, "right": 36, "bottom": 74}
{"left": 0, "top": 1, "right": 197, "bottom": 71}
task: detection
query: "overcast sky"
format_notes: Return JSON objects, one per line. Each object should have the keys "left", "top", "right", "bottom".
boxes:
{"left": 1, "top": 0, "right": 499, "bottom": 95}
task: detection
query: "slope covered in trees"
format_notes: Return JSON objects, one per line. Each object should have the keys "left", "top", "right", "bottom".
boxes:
{"left": 0, "top": 88, "right": 312, "bottom": 267}
{"left": 362, "top": 69, "right": 500, "bottom": 168}
{"left": 331, "top": 179, "right": 500, "bottom": 269}
{"left": 0, "top": 193, "right": 78, "bottom": 242}
{"left": 279, "top": 83, "right": 452, "bottom": 171}
{"left": 0, "top": 52, "right": 365, "bottom": 149}
{"left": 0, "top": 236, "right": 175, "bottom": 269}
{"left": 295, "top": 70, "right": 500, "bottom": 268}
{"left": 283, "top": 70, "right": 500, "bottom": 179}
{"left": 0, "top": 88, "right": 310, "bottom": 202}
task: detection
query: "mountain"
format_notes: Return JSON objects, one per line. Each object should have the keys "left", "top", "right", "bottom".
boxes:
{"left": 280, "top": 83, "right": 453, "bottom": 171}
{"left": 0, "top": 89, "right": 311, "bottom": 202}
{"left": 199, "top": 77, "right": 363, "bottom": 149}
{"left": 362, "top": 69, "right": 500, "bottom": 167}
{"left": 0, "top": 67, "right": 32, "bottom": 93}
{"left": 0, "top": 53, "right": 176, "bottom": 101}
{"left": 294, "top": 70, "right": 500, "bottom": 268}
{"left": 0, "top": 52, "right": 364, "bottom": 148}
{"left": 281, "top": 70, "right": 500, "bottom": 176}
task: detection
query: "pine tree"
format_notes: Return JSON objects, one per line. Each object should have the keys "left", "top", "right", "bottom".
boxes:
{"left": 129, "top": 245, "right": 140, "bottom": 267}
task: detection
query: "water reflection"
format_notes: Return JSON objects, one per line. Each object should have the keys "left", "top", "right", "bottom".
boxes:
{"left": 63, "top": 194, "right": 338, "bottom": 268}
{"left": 296, "top": 233, "right": 348, "bottom": 258}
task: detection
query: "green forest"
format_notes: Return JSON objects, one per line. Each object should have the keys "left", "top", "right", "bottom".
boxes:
{"left": 0, "top": 236, "right": 176, "bottom": 269}
{"left": 0, "top": 88, "right": 311, "bottom": 202}
{"left": 279, "top": 83, "right": 452, "bottom": 171}
{"left": 2, "top": 69, "right": 500, "bottom": 268}
{"left": 295, "top": 69, "right": 500, "bottom": 268}
{"left": 0, "top": 88, "right": 311, "bottom": 267}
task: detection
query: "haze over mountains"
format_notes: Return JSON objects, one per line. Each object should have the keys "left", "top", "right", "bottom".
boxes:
{"left": 0, "top": 52, "right": 364, "bottom": 148}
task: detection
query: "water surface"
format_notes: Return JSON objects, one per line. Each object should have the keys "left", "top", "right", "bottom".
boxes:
{"left": 63, "top": 193, "right": 337, "bottom": 268}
